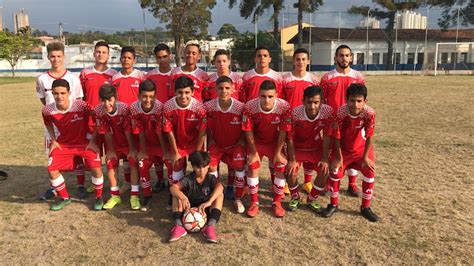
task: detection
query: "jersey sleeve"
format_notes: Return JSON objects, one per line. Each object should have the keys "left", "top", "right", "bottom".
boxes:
{"left": 72, "top": 76, "right": 84, "bottom": 100}
{"left": 198, "top": 107, "right": 207, "bottom": 133}
{"left": 130, "top": 111, "right": 143, "bottom": 135}
{"left": 178, "top": 176, "right": 191, "bottom": 194}
{"left": 154, "top": 108, "right": 163, "bottom": 135}
{"left": 41, "top": 108, "right": 52, "bottom": 127}
{"left": 241, "top": 107, "right": 252, "bottom": 132}
{"left": 36, "top": 77, "right": 45, "bottom": 99}
{"left": 365, "top": 112, "right": 375, "bottom": 138}
{"left": 162, "top": 109, "right": 174, "bottom": 133}
{"left": 79, "top": 69, "right": 87, "bottom": 99}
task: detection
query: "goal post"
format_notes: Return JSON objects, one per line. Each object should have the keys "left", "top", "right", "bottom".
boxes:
{"left": 434, "top": 42, "right": 474, "bottom": 76}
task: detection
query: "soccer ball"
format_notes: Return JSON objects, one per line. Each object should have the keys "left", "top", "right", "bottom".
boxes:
{"left": 182, "top": 207, "right": 207, "bottom": 233}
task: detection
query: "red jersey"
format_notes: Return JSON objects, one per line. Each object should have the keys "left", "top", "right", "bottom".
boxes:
{"left": 335, "top": 104, "right": 375, "bottom": 154}
{"left": 145, "top": 68, "right": 173, "bottom": 104}
{"left": 282, "top": 72, "right": 320, "bottom": 108}
{"left": 94, "top": 101, "right": 130, "bottom": 150}
{"left": 204, "top": 72, "right": 242, "bottom": 101}
{"left": 42, "top": 100, "right": 92, "bottom": 148}
{"left": 80, "top": 66, "right": 117, "bottom": 107}
{"left": 162, "top": 97, "right": 206, "bottom": 152}
{"left": 170, "top": 66, "right": 208, "bottom": 102}
{"left": 242, "top": 98, "right": 291, "bottom": 145}
{"left": 288, "top": 104, "right": 334, "bottom": 151}
{"left": 241, "top": 69, "right": 282, "bottom": 103}
{"left": 129, "top": 100, "right": 164, "bottom": 148}
{"left": 320, "top": 69, "right": 365, "bottom": 114}
{"left": 204, "top": 98, "right": 245, "bottom": 149}
{"left": 111, "top": 69, "right": 146, "bottom": 105}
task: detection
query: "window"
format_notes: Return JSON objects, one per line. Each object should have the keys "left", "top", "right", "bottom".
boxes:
{"left": 459, "top": 53, "right": 467, "bottom": 63}
{"left": 427, "top": 53, "right": 435, "bottom": 64}
{"left": 394, "top": 53, "right": 401, "bottom": 64}
{"left": 356, "top": 53, "right": 365, "bottom": 65}
{"left": 441, "top": 53, "right": 448, "bottom": 64}
{"left": 451, "top": 52, "right": 458, "bottom": 63}
{"left": 407, "top": 53, "right": 415, "bottom": 64}
{"left": 372, "top": 53, "right": 380, "bottom": 64}
{"left": 417, "top": 53, "right": 424, "bottom": 64}
{"left": 383, "top": 53, "right": 388, "bottom": 64}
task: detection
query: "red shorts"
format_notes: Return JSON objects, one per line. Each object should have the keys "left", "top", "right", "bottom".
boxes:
{"left": 293, "top": 149, "right": 323, "bottom": 172}
{"left": 106, "top": 148, "right": 137, "bottom": 170}
{"left": 142, "top": 145, "right": 163, "bottom": 158}
{"left": 209, "top": 144, "right": 245, "bottom": 169}
{"left": 331, "top": 148, "right": 375, "bottom": 179}
{"left": 247, "top": 143, "right": 286, "bottom": 173}
{"left": 48, "top": 147, "right": 101, "bottom": 172}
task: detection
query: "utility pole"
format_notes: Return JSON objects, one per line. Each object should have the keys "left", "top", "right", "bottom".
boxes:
{"left": 142, "top": 8, "right": 148, "bottom": 68}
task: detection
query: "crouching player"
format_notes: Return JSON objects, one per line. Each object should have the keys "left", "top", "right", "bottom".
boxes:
{"left": 242, "top": 80, "right": 291, "bottom": 218}
{"left": 169, "top": 151, "right": 224, "bottom": 243}
{"left": 42, "top": 79, "right": 104, "bottom": 211}
{"left": 321, "top": 83, "right": 379, "bottom": 222}
{"left": 286, "top": 86, "right": 333, "bottom": 212}
{"left": 204, "top": 76, "right": 246, "bottom": 213}
{"left": 94, "top": 84, "right": 140, "bottom": 210}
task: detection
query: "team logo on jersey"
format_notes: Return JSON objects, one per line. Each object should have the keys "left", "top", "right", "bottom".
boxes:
{"left": 202, "top": 187, "right": 210, "bottom": 196}
{"left": 242, "top": 115, "right": 247, "bottom": 123}
{"left": 48, "top": 157, "right": 53, "bottom": 166}
{"left": 285, "top": 85, "right": 296, "bottom": 90}
{"left": 328, "top": 81, "right": 338, "bottom": 85}
{"left": 248, "top": 81, "right": 256, "bottom": 86}
{"left": 70, "top": 114, "right": 84, "bottom": 122}
{"left": 230, "top": 116, "right": 241, "bottom": 125}
{"left": 186, "top": 114, "right": 199, "bottom": 121}
{"left": 86, "top": 77, "right": 95, "bottom": 80}
{"left": 271, "top": 116, "right": 281, "bottom": 124}
{"left": 356, "top": 120, "right": 365, "bottom": 129}
{"left": 131, "top": 81, "right": 140, "bottom": 88}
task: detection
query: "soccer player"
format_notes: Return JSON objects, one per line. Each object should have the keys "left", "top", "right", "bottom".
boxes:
{"left": 320, "top": 83, "right": 379, "bottom": 222}
{"left": 169, "top": 151, "right": 224, "bottom": 243}
{"left": 285, "top": 86, "right": 333, "bottom": 212}
{"left": 130, "top": 80, "right": 168, "bottom": 211}
{"left": 170, "top": 43, "right": 208, "bottom": 102}
{"left": 36, "top": 41, "right": 86, "bottom": 200}
{"left": 204, "top": 49, "right": 242, "bottom": 101}
{"left": 163, "top": 76, "right": 206, "bottom": 185}
{"left": 42, "top": 79, "right": 104, "bottom": 211}
{"left": 282, "top": 47, "right": 320, "bottom": 194}
{"left": 242, "top": 80, "right": 291, "bottom": 218}
{"left": 204, "top": 76, "right": 246, "bottom": 213}
{"left": 94, "top": 84, "right": 140, "bottom": 210}
{"left": 320, "top": 45, "right": 365, "bottom": 196}
{"left": 240, "top": 46, "right": 282, "bottom": 103}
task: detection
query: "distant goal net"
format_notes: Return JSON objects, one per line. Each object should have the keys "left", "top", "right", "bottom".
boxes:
{"left": 434, "top": 42, "right": 474, "bottom": 76}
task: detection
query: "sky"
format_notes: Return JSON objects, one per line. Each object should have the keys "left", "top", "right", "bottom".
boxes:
{"left": 0, "top": 0, "right": 450, "bottom": 35}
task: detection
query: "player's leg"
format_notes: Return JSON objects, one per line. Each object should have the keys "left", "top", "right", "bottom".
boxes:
{"left": 202, "top": 192, "right": 224, "bottom": 243}
{"left": 346, "top": 168, "right": 361, "bottom": 197}
{"left": 225, "top": 168, "right": 236, "bottom": 200}
{"left": 246, "top": 154, "right": 261, "bottom": 218}
{"left": 321, "top": 153, "right": 352, "bottom": 218}
{"left": 287, "top": 161, "right": 301, "bottom": 212}
{"left": 169, "top": 193, "right": 187, "bottom": 242}
{"left": 230, "top": 145, "right": 246, "bottom": 213}
{"left": 271, "top": 161, "right": 287, "bottom": 218}
{"left": 102, "top": 157, "right": 121, "bottom": 210}
{"left": 153, "top": 158, "right": 165, "bottom": 193}
{"left": 73, "top": 156, "right": 87, "bottom": 199}
{"left": 47, "top": 149, "right": 74, "bottom": 211}
{"left": 307, "top": 166, "right": 327, "bottom": 214}
{"left": 138, "top": 157, "right": 154, "bottom": 212}
{"left": 40, "top": 136, "right": 56, "bottom": 200}
{"left": 128, "top": 157, "right": 141, "bottom": 210}
{"left": 119, "top": 159, "right": 131, "bottom": 194}
{"left": 302, "top": 161, "right": 314, "bottom": 194}
{"left": 359, "top": 150, "right": 378, "bottom": 222}
{"left": 82, "top": 149, "right": 104, "bottom": 211}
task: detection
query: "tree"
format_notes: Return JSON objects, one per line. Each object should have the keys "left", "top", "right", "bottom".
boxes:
{"left": 217, "top": 23, "right": 240, "bottom": 39}
{"left": 139, "top": 0, "right": 216, "bottom": 66}
{"left": 0, "top": 28, "right": 36, "bottom": 77}
{"left": 434, "top": 0, "right": 473, "bottom": 29}
{"left": 294, "top": 0, "right": 323, "bottom": 48}
{"left": 231, "top": 31, "right": 278, "bottom": 71}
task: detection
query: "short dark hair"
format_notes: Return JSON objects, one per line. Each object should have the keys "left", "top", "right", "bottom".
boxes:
{"left": 255, "top": 46, "right": 270, "bottom": 56}
{"left": 46, "top": 42, "right": 64, "bottom": 54}
{"left": 303, "top": 86, "right": 323, "bottom": 100}
{"left": 121, "top": 46, "right": 136, "bottom": 58}
{"left": 185, "top": 43, "right": 201, "bottom": 53}
{"left": 213, "top": 49, "right": 230, "bottom": 60}
{"left": 346, "top": 83, "right": 367, "bottom": 100}
{"left": 95, "top": 41, "right": 109, "bottom": 51}
{"left": 293, "top": 47, "right": 310, "bottom": 58}
{"left": 259, "top": 80, "right": 276, "bottom": 91}
{"left": 174, "top": 76, "right": 194, "bottom": 91}
{"left": 139, "top": 80, "right": 156, "bottom": 95}
{"left": 335, "top": 44, "right": 352, "bottom": 56}
{"left": 189, "top": 151, "right": 211, "bottom": 168}
{"left": 153, "top": 43, "right": 171, "bottom": 55}
{"left": 216, "top": 75, "right": 233, "bottom": 86}
{"left": 99, "top": 84, "right": 117, "bottom": 100}
{"left": 52, "top": 79, "right": 70, "bottom": 91}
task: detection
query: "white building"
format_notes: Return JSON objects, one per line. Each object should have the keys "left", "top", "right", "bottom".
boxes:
{"left": 359, "top": 17, "right": 380, "bottom": 29}
{"left": 13, "top": 8, "right": 29, "bottom": 33}
{"left": 395, "top": 10, "right": 427, "bottom": 30}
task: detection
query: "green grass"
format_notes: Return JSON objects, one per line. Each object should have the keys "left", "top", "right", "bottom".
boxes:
{"left": 0, "top": 77, "right": 37, "bottom": 85}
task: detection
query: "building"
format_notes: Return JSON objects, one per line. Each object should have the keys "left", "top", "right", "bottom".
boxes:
{"left": 278, "top": 22, "right": 314, "bottom": 71}
{"left": 13, "top": 8, "right": 29, "bottom": 33}
{"left": 359, "top": 17, "right": 380, "bottom": 29}
{"left": 395, "top": 10, "right": 427, "bottom": 30}
{"left": 0, "top": 6, "right": 3, "bottom": 32}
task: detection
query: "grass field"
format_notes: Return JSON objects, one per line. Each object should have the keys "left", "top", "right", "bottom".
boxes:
{"left": 0, "top": 76, "right": 472, "bottom": 264}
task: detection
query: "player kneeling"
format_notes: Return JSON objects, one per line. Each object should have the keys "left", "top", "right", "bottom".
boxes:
{"left": 169, "top": 151, "right": 224, "bottom": 243}
{"left": 321, "top": 83, "right": 379, "bottom": 222}
{"left": 42, "top": 79, "right": 104, "bottom": 211}
{"left": 286, "top": 86, "right": 333, "bottom": 213}
{"left": 95, "top": 84, "right": 141, "bottom": 210}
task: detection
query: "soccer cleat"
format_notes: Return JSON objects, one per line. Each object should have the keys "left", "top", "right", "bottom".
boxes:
{"left": 153, "top": 181, "right": 165, "bottom": 193}
{"left": 50, "top": 198, "right": 72, "bottom": 211}
{"left": 40, "top": 187, "right": 56, "bottom": 201}
{"left": 102, "top": 195, "right": 121, "bottom": 210}
{"left": 321, "top": 204, "right": 338, "bottom": 218}
{"left": 119, "top": 183, "right": 131, "bottom": 195}
{"left": 307, "top": 200, "right": 323, "bottom": 214}
{"left": 246, "top": 202, "right": 260, "bottom": 218}
{"left": 86, "top": 185, "right": 95, "bottom": 194}
{"left": 233, "top": 199, "right": 245, "bottom": 214}
{"left": 201, "top": 225, "right": 218, "bottom": 243}
{"left": 140, "top": 196, "right": 152, "bottom": 212}
{"left": 361, "top": 207, "right": 379, "bottom": 222}
{"left": 224, "top": 185, "right": 235, "bottom": 200}
{"left": 347, "top": 185, "right": 361, "bottom": 197}
{"left": 77, "top": 186, "right": 87, "bottom": 199}
{"left": 284, "top": 183, "right": 290, "bottom": 195}
{"left": 130, "top": 195, "right": 141, "bottom": 210}
{"left": 272, "top": 201, "right": 285, "bottom": 218}
{"left": 303, "top": 182, "right": 313, "bottom": 194}
{"left": 288, "top": 198, "right": 301, "bottom": 212}
{"left": 94, "top": 198, "right": 104, "bottom": 211}
{"left": 169, "top": 225, "right": 187, "bottom": 242}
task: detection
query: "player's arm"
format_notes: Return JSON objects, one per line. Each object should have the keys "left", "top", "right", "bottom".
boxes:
{"left": 286, "top": 134, "right": 298, "bottom": 178}
{"left": 195, "top": 110, "right": 207, "bottom": 151}
{"left": 199, "top": 182, "right": 224, "bottom": 213}
{"left": 362, "top": 136, "right": 375, "bottom": 171}
{"left": 166, "top": 131, "right": 181, "bottom": 165}
{"left": 195, "top": 130, "right": 206, "bottom": 151}
{"left": 40, "top": 98, "right": 46, "bottom": 105}
{"left": 273, "top": 130, "right": 287, "bottom": 165}
{"left": 137, "top": 132, "right": 149, "bottom": 161}
{"left": 45, "top": 122, "right": 61, "bottom": 153}
{"left": 104, "top": 133, "right": 117, "bottom": 161}
{"left": 170, "top": 182, "right": 190, "bottom": 210}
{"left": 85, "top": 128, "right": 100, "bottom": 153}
{"left": 157, "top": 131, "right": 169, "bottom": 160}
{"left": 330, "top": 137, "right": 343, "bottom": 172}
{"left": 245, "top": 130, "right": 260, "bottom": 165}
{"left": 318, "top": 135, "right": 330, "bottom": 177}
{"left": 125, "top": 131, "right": 137, "bottom": 161}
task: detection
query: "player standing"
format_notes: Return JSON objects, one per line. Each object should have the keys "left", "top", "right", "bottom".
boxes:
{"left": 204, "top": 49, "right": 242, "bottom": 101}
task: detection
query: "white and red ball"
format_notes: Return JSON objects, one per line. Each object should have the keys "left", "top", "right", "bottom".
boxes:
{"left": 182, "top": 207, "right": 207, "bottom": 232}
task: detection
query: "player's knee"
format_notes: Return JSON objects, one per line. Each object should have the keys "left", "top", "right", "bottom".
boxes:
{"left": 49, "top": 170, "right": 61, "bottom": 179}
{"left": 90, "top": 168, "right": 103, "bottom": 177}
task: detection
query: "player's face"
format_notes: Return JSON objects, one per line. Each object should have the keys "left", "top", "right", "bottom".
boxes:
{"left": 155, "top": 50, "right": 171, "bottom": 68}
{"left": 293, "top": 53, "right": 309, "bottom": 71}
{"left": 120, "top": 52, "right": 136, "bottom": 70}
{"left": 335, "top": 48, "right": 352, "bottom": 69}
{"left": 259, "top": 89, "right": 277, "bottom": 111}
{"left": 94, "top": 46, "right": 109, "bottom": 64}
{"left": 303, "top": 95, "right": 322, "bottom": 118}
{"left": 185, "top": 45, "right": 200, "bottom": 66}
{"left": 347, "top": 95, "right": 367, "bottom": 116}
{"left": 175, "top": 87, "right": 194, "bottom": 108}
{"left": 217, "top": 82, "right": 234, "bottom": 101}
{"left": 48, "top": 51, "right": 64, "bottom": 69}
{"left": 139, "top": 91, "right": 156, "bottom": 111}
{"left": 214, "top": 55, "right": 230, "bottom": 73}
{"left": 52, "top": 86, "right": 70, "bottom": 108}
{"left": 255, "top": 49, "right": 271, "bottom": 69}
{"left": 101, "top": 97, "right": 116, "bottom": 113}
{"left": 193, "top": 165, "right": 209, "bottom": 179}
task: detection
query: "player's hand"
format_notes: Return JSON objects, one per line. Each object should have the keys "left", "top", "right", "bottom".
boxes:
{"left": 171, "top": 152, "right": 182, "bottom": 168}
{"left": 286, "top": 160, "right": 298, "bottom": 178}
{"left": 330, "top": 158, "right": 342, "bottom": 173}
{"left": 273, "top": 152, "right": 288, "bottom": 166}
{"left": 127, "top": 149, "right": 137, "bottom": 161}
{"left": 198, "top": 201, "right": 211, "bottom": 213}
{"left": 362, "top": 157, "right": 375, "bottom": 172}
{"left": 247, "top": 152, "right": 260, "bottom": 166}
{"left": 180, "top": 195, "right": 190, "bottom": 210}
{"left": 137, "top": 151, "right": 148, "bottom": 161}
{"left": 49, "top": 140, "right": 62, "bottom": 155}
{"left": 106, "top": 150, "right": 117, "bottom": 162}
{"left": 318, "top": 159, "right": 329, "bottom": 177}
